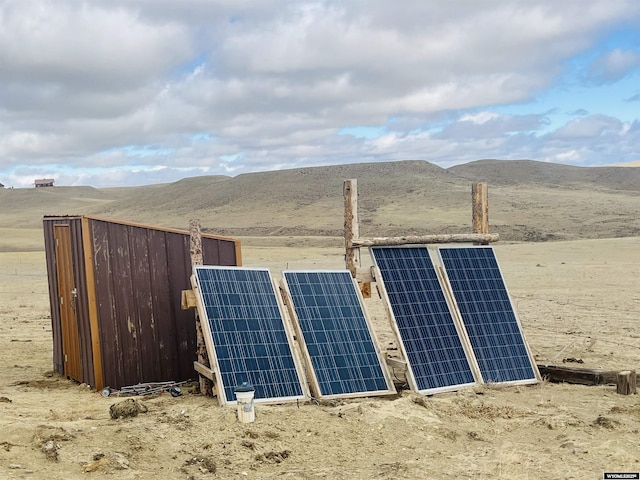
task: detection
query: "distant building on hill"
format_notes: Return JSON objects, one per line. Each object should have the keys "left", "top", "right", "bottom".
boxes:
{"left": 35, "top": 178, "right": 55, "bottom": 187}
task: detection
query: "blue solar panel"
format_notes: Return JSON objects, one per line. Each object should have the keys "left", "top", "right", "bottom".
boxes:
{"left": 193, "top": 266, "right": 306, "bottom": 404}
{"left": 438, "top": 247, "right": 538, "bottom": 384}
{"left": 282, "top": 271, "right": 395, "bottom": 399}
{"left": 370, "top": 246, "right": 478, "bottom": 394}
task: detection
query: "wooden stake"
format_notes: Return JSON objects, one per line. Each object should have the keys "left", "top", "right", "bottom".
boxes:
{"left": 616, "top": 370, "right": 636, "bottom": 395}
{"left": 344, "top": 179, "right": 360, "bottom": 277}
{"left": 189, "top": 219, "right": 213, "bottom": 396}
{"left": 472, "top": 182, "right": 489, "bottom": 240}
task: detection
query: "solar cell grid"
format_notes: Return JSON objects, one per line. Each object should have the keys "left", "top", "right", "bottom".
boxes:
{"left": 370, "top": 246, "right": 478, "bottom": 394}
{"left": 438, "top": 247, "right": 538, "bottom": 384}
{"left": 282, "top": 270, "right": 395, "bottom": 398}
{"left": 193, "top": 266, "right": 306, "bottom": 405}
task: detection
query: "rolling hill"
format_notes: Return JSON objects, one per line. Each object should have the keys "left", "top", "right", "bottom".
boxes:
{"left": 1, "top": 159, "right": 639, "bottom": 248}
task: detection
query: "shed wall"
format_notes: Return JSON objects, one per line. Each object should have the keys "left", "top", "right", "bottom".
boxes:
{"left": 44, "top": 215, "right": 240, "bottom": 390}
{"left": 88, "top": 218, "right": 239, "bottom": 389}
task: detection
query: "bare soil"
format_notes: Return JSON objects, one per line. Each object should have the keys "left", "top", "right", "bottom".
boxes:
{"left": 1, "top": 234, "right": 639, "bottom": 479}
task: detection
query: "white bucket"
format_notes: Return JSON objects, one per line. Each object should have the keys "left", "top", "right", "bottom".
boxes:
{"left": 234, "top": 387, "right": 255, "bottom": 423}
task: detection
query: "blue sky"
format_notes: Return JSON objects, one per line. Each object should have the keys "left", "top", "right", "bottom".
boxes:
{"left": 1, "top": 1, "right": 639, "bottom": 188}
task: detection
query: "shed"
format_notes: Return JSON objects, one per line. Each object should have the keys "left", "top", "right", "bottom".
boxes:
{"left": 35, "top": 178, "right": 55, "bottom": 187}
{"left": 43, "top": 215, "right": 242, "bottom": 390}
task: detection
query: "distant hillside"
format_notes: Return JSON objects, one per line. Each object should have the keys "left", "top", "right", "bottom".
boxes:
{"left": 449, "top": 159, "right": 640, "bottom": 191}
{"left": 0, "top": 186, "right": 120, "bottom": 228}
{"left": 1, "top": 159, "right": 639, "bottom": 242}
{"left": 87, "top": 161, "right": 469, "bottom": 236}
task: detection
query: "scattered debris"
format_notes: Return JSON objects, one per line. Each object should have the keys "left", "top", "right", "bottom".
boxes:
{"left": 41, "top": 440, "right": 59, "bottom": 461}
{"left": 101, "top": 380, "right": 187, "bottom": 398}
{"left": 109, "top": 399, "right": 149, "bottom": 419}
{"left": 255, "top": 450, "right": 291, "bottom": 464}
{"left": 2, "top": 441, "right": 17, "bottom": 451}
{"left": 183, "top": 455, "right": 217, "bottom": 474}
{"left": 0, "top": 396, "right": 12, "bottom": 403}
{"left": 82, "top": 452, "right": 130, "bottom": 472}
{"left": 562, "top": 358, "right": 584, "bottom": 364}
{"left": 592, "top": 416, "right": 619, "bottom": 430}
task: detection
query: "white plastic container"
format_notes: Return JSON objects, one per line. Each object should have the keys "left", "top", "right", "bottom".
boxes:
{"left": 234, "top": 382, "right": 255, "bottom": 423}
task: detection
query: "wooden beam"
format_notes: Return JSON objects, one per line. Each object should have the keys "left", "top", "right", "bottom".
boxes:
{"left": 193, "top": 361, "right": 215, "bottom": 381}
{"left": 352, "top": 233, "right": 499, "bottom": 247}
{"left": 386, "top": 356, "right": 408, "bottom": 372}
{"left": 344, "top": 179, "right": 360, "bottom": 277}
{"left": 537, "top": 365, "right": 638, "bottom": 386}
{"left": 190, "top": 219, "right": 214, "bottom": 397}
{"left": 472, "top": 182, "right": 489, "bottom": 237}
{"left": 181, "top": 289, "right": 197, "bottom": 310}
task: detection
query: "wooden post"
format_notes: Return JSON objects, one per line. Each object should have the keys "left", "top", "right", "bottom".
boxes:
{"left": 189, "top": 219, "right": 213, "bottom": 396}
{"left": 616, "top": 370, "right": 637, "bottom": 395}
{"left": 472, "top": 183, "right": 489, "bottom": 241}
{"left": 344, "top": 179, "right": 360, "bottom": 277}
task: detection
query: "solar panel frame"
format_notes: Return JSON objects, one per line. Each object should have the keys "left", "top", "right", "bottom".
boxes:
{"left": 370, "top": 246, "right": 480, "bottom": 395}
{"left": 437, "top": 246, "right": 540, "bottom": 386}
{"left": 281, "top": 270, "right": 396, "bottom": 400}
{"left": 191, "top": 266, "right": 309, "bottom": 406}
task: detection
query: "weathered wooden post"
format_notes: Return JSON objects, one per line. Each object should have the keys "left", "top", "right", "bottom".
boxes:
{"left": 472, "top": 182, "right": 489, "bottom": 235}
{"left": 616, "top": 370, "right": 637, "bottom": 395}
{"left": 189, "top": 219, "right": 213, "bottom": 396}
{"left": 344, "top": 179, "right": 360, "bottom": 277}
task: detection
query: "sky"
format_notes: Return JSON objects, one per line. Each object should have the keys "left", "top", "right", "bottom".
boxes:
{"left": 1, "top": 1, "right": 640, "bottom": 188}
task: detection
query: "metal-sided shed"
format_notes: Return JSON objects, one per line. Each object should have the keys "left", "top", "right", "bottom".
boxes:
{"left": 43, "top": 215, "right": 241, "bottom": 391}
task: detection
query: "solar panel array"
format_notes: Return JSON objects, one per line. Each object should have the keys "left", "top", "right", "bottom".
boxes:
{"left": 193, "top": 266, "right": 306, "bottom": 404}
{"left": 438, "top": 247, "right": 538, "bottom": 384}
{"left": 282, "top": 270, "right": 395, "bottom": 399}
{"left": 370, "top": 246, "right": 478, "bottom": 394}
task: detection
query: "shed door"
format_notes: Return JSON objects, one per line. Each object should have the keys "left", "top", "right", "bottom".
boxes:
{"left": 54, "top": 225, "right": 82, "bottom": 381}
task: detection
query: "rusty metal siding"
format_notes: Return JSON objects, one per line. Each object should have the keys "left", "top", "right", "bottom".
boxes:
{"left": 43, "top": 216, "right": 94, "bottom": 386}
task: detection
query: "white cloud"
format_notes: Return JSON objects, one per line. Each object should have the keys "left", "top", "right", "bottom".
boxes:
{"left": 1, "top": 0, "right": 640, "bottom": 187}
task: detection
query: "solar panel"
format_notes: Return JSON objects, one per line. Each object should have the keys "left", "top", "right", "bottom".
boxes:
{"left": 282, "top": 270, "right": 396, "bottom": 399}
{"left": 370, "top": 246, "right": 479, "bottom": 394}
{"left": 438, "top": 247, "right": 538, "bottom": 384}
{"left": 192, "top": 266, "right": 307, "bottom": 405}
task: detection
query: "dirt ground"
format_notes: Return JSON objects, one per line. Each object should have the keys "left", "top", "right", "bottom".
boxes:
{"left": 1, "top": 236, "right": 639, "bottom": 479}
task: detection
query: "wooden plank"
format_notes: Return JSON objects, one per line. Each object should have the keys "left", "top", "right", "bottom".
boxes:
{"left": 537, "top": 365, "right": 637, "bottom": 386}
{"left": 193, "top": 361, "right": 216, "bottom": 381}
{"left": 82, "top": 217, "right": 104, "bottom": 391}
{"left": 352, "top": 233, "right": 499, "bottom": 247}
{"left": 181, "top": 289, "right": 198, "bottom": 310}
{"left": 344, "top": 179, "right": 360, "bottom": 277}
